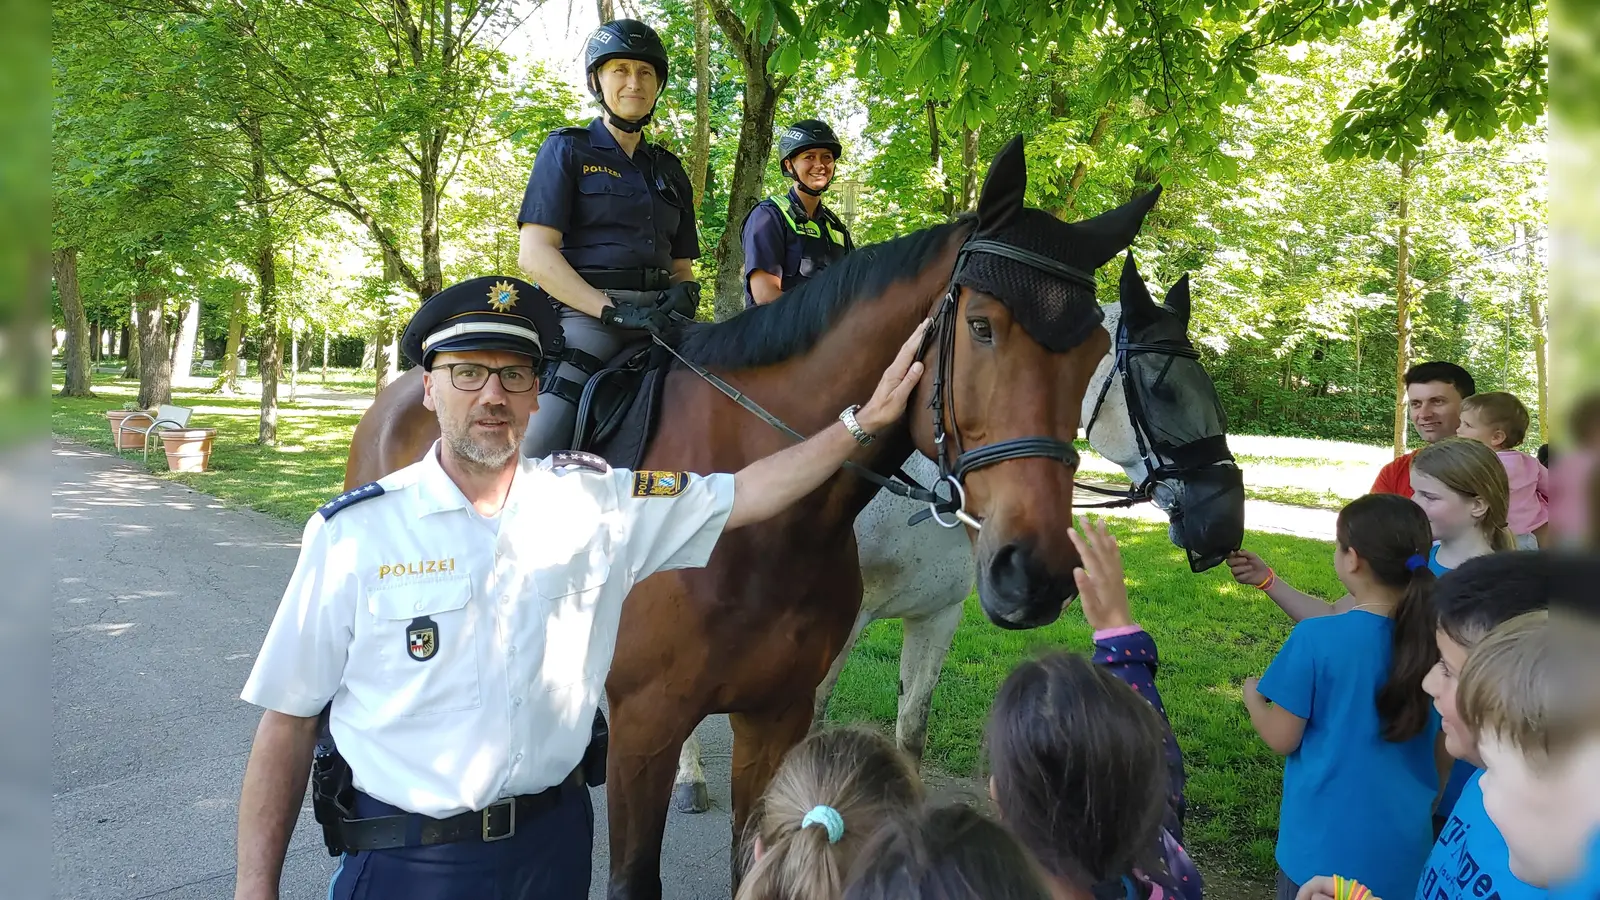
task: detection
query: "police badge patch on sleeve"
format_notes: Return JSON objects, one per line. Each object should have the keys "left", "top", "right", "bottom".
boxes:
{"left": 407, "top": 616, "right": 438, "bottom": 662}
{"left": 632, "top": 471, "right": 689, "bottom": 497}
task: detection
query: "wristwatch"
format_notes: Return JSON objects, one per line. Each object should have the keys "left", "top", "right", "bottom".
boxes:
{"left": 839, "top": 405, "right": 874, "bottom": 446}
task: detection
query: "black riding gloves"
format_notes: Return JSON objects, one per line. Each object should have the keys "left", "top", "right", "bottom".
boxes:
{"left": 655, "top": 281, "right": 701, "bottom": 321}
{"left": 600, "top": 300, "right": 672, "bottom": 333}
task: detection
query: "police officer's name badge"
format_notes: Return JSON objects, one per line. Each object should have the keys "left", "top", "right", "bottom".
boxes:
{"left": 407, "top": 616, "right": 439, "bottom": 662}
{"left": 632, "top": 471, "right": 688, "bottom": 497}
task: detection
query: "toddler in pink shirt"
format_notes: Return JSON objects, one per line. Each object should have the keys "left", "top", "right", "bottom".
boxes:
{"left": 1457, "top": 392, "right": 1549, "bottom": 548}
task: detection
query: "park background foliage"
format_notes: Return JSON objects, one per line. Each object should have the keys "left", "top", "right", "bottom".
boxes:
{"left": 52, "top": 0, "right": 1547, "bottom": 450}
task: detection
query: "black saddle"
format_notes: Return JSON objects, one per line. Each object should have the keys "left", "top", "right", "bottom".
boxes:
{"left": 544, "top": 339, "right": 671, "bottom": 471}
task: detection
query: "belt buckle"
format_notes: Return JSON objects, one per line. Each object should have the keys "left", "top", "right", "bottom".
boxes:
{"left": 481, "top": 798, "right": 516, "bottom": 842}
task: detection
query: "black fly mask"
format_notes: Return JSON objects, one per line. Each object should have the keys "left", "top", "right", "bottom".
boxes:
{"left": 1083, "top": 254, "right": 1245, "bottom": 572}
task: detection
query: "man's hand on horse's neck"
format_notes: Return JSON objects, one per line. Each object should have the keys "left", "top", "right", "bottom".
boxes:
{"left": 725, "top": 320, "right": 929, "bottom": 531}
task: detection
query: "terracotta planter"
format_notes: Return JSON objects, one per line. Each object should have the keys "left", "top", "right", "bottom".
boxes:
{"left": 105, "top": 409, "right": 150, "bottom": 450}
{"left": 160, "top": 428, "right": 216, "bottom": 473}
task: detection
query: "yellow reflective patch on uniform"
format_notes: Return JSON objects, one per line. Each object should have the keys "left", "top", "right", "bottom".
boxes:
{"left": 632, "top": 471, "right": 688, "bottom": 497}
{"left": 582, "top": 164, "right": 622, "bottom": 178}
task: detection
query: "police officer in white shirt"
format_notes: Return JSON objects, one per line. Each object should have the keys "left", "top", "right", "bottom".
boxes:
{"left": 232, "top": 275, "right": 928, "bottom": 900}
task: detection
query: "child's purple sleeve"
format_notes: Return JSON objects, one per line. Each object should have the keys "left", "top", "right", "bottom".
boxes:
{"left": 1092, "top": 627, "right": 1188, "bottom": 838}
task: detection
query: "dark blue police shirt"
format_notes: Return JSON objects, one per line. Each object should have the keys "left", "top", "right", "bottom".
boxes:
{"left": 741, "top": 200, "right": 793, "bottom": 307}
{"left": 517, "top": 117, "right": 698, "bottom": 271}
{"left": 741, "top": 187, "right": 849, "bottom": 308}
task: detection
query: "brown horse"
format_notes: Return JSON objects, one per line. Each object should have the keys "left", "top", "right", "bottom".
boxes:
{"left": 344, "top": 137, "right": 1162, "bottom": 898}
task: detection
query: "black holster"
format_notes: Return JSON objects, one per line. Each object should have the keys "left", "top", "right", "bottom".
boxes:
{"left": 310, "top": 709, "right": 357, "bottom": 857}
{"left": 582, "top": 708, "right": 609, "bottom": 787}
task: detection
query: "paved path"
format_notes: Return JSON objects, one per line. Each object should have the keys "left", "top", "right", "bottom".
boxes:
{"left": 51, "top": 441, "right": 739, "bottom": 900}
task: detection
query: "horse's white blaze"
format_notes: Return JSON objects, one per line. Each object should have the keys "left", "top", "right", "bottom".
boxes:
{"left": 671, "top": 306, "right": 1148, "bottom": 794}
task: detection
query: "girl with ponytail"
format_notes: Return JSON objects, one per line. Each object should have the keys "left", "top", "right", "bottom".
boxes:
{"left": 735, "top": 726, "right": 923, "bottom": 900}
{"left": 1244, "top": 494, "right": 1443, "bottom": 900}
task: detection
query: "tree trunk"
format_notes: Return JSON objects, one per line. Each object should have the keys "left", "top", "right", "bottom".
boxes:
{"left": 90, "top": 321, "right": 101, "bottom": 362}
{"left": 598, "top": 0, "right": 615, "bottom": 20}
{"left": 1391, "top": 156, "right": 1414, "bottom": 459}
{"left": 1061, "top": 101, "right": 1116, "bottom": 215}
{"left": 52, "top": 247, "right": 94, "bottom": 397}
{"left": 322, "top": 331, "right": 330, "bottom": 383}
{"left": 173, "top": 298, "right": 201, "bottom": 379}
{"left": 123, "top": 303, "right": 140, "bottom": 379}
{"left": 215, "top": 287, "right": 247, "bottom": 394}
{"left": 690, "top": 0, "right": 712, "bottom": 209}
{"left": 418, "top": 129, "right": 444, "bottom": 302}
{"left": 133, "top": 274, "right": 173, "bottom": 408}
{"left": 374, "top": 314, "right": 393, "bottom": 394}
{"left": 1519, "top": 222, "right": 1548, "bottom": 436}
{"left": 289, "top": 328, "right": 299, "bottom": 401}
{"left": 928, "top": 101, "right": 953, "bottom": 218}
{"left": 247, "top": 113, "right": 280, "bottom": 445}
{"left": 709, "top": 48, "right": 779, "bottom": 321}
{"left": 959, "top": 126, "right": 980, "bottom": 213}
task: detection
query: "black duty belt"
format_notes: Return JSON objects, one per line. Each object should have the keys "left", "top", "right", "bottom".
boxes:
{"left": 336, "top": 768, "right": 582, "bottom": 851}
{"left": 577, "top": 268, "right": 671, "bottom": 292}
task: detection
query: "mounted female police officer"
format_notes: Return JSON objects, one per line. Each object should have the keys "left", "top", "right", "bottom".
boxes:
{"left": 741, "top": 119, "right": 855, "bottom": 308}
{"left": 516, "top": 18, "right": 700, "bottom": 459}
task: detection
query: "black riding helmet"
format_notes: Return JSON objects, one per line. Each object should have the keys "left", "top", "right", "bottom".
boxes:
{"left": 778, "top": 119, "right": 843, "bottom": 196}
{"left": 584, "top": 19, "right": 670, "bottom": 133}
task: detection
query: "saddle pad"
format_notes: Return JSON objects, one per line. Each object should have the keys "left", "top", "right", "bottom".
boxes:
{"left": 590, "top": 343, "right": 669, "bottom": 472}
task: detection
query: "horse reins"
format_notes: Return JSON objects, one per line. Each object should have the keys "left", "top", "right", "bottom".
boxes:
{"left": 653, "top": 233, "right": 1168, "bottom": 530}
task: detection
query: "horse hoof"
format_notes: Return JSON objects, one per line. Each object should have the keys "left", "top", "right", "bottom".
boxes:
{"left": 673, "top": 781, "right": 710, "bottom": 814}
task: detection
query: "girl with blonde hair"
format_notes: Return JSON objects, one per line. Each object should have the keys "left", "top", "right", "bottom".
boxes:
{"left": 736, "top": 726, "right": 924, "bottom": 900}
{"left": 1411, "top": 437, "right": 1516, "bottom": 574}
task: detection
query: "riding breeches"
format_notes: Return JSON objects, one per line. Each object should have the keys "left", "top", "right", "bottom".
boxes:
{"left": 521, "top": 299, "right": 647, "bottom": 460}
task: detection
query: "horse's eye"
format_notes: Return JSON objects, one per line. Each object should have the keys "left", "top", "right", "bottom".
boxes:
{"left": 967, "top": 318, "right": 993, "bottom": 343}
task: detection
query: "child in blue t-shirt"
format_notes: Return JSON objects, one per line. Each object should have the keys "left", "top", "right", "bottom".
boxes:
{"left": 1293, "top": 552, "right": 1566, "bottom": 900}
{"left": 1244, "top": 495, "right": 1443, "bottom": 900}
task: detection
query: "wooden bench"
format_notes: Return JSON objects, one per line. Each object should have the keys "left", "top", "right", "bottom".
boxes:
{"left": 116, "top": 404, "right": 194, "bottom": 464}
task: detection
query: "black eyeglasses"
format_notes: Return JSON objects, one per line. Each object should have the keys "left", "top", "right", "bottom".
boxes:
{"left": 436, "top": 363, "right": 538, "bottom": 393}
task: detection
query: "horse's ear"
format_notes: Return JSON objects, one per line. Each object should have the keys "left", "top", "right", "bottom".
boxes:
{"left": 1165, "top": 273, "right": 1192, "bottom": 326}
{"left": 1066, "top": 184, "right": 1163, "bottom": 269}
{"left": 976, "top": 135, "right": 1027, "bottom": 232}
{"left": 1119, "top": 252, "right": 1158, "bottom": 322}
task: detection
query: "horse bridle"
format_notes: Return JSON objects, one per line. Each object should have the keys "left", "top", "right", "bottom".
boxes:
{"left": 909, "top": 237, "right": 1092, "bottom": 530}
{"left": 1075, "top": 320, "right": 1232, "bottom": 510}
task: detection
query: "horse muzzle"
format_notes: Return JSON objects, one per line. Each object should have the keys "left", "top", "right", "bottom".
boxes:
{"left": 1165, "top": 463, "right": 1246, "bottom": 573}
{"left": 976, "top": 538, "right": 1080, "bottom": 629}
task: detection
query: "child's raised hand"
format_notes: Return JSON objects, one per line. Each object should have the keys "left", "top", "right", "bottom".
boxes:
{"left": 1067, "top": 516, "right": 1134, "bottom": 632}
{"left": 1227, "top": 550, "right": 1271, "bottom": 587}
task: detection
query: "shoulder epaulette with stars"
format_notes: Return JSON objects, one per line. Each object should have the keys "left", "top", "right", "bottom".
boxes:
{"left": 317, "top": 482, "right": 385, "bottom": 520}
{"left": 550, "top": 450, "right": 610, "bottom": 474}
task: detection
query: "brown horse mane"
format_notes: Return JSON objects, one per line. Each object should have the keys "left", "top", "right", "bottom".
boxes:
{"left": 675, "top": 216, "right": 975, "bottom": 371}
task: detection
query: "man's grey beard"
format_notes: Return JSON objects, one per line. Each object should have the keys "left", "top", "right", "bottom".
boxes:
{"left": 442, "top": 417, "right": 524, "bottom": 472}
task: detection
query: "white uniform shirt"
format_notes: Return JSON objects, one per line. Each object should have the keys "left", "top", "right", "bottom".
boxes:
{"left": 240, "top": 444, "right": 735, "bottom": 818}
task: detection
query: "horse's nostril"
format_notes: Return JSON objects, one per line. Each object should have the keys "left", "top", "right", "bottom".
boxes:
{"left": 987, "top": 543, "right": 1030, "bottom": 597}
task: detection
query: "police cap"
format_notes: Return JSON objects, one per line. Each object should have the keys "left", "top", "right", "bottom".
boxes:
{"left": 400, "top": 276, "right": 561, "bottom": 369}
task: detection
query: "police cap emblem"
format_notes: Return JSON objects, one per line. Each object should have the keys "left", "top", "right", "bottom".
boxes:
{"left": 407, "top": 616, "right": 438, "bottom": 662}
{"left": 488, "top": 280, "right": 519, "bottom": 312}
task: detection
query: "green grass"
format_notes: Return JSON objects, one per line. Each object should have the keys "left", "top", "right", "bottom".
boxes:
{"left": 827, "top": 521, "right": 1343, "bottom": 884}
{"left": 51, "top": 374, "right": 363, "bottom": 522}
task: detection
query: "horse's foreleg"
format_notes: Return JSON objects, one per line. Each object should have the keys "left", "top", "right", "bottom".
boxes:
{"left": 672, "top": 728, "right": 709, "bottom": 813}
{"left": 811, "top": 606, "right": 874, "bottom": 731}
{"left": 728, "top": 701, "right": 815, "bottom": 893}
{"left": 605, "top": 695, "right": 691, "bottom": 900}
{"left": 897, "top": 595, "right": 965, "bottom": 765}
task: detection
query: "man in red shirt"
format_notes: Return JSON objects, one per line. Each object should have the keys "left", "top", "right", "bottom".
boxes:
{"left": 1228, "top": 360, "right": 1476, "bottom": 621}
{"left": 1370, "top": 361, "right": 1477, "bottom": 498}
